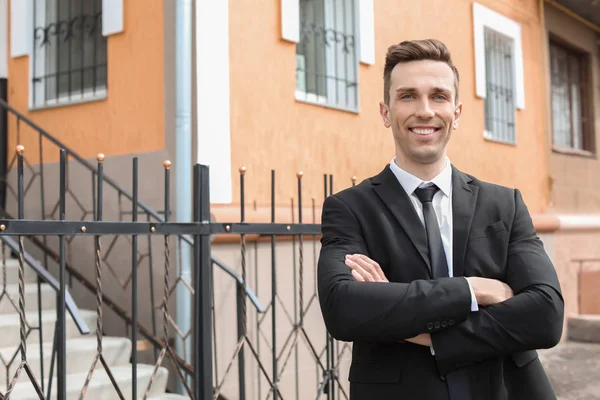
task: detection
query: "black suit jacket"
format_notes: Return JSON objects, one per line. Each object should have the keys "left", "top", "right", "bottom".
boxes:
{"left": 317, "top": 164, "right": 564, "bottom": 400}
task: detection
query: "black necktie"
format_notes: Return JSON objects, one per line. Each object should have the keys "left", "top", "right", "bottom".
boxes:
{"left": 416, "top": 185, "right": 471, "bottom": 400}
{"left": 414, "top": 185, "right": 448, "bottom": 278}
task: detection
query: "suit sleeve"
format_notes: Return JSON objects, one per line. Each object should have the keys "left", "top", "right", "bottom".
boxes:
{"left": 430, "top": 189, "right": 564, "bottom": 371}
{"left": 318, "top": 193, "right": 473, "bottom": 342}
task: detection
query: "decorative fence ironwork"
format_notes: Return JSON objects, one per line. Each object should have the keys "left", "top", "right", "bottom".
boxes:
{"left": 0, "top": 98, "right": 355, "bottom": 400}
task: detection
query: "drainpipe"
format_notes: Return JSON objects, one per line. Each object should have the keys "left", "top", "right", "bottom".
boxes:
{"left": 174, "top": 0, "right": 193, "bottom": 392}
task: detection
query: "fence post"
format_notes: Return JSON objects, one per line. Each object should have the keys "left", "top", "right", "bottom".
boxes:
{"left": 236, "top": 281, "right": 246, "bottom": 400}
{"left": 193, "top": 164, "right": 213, "bottom": 399}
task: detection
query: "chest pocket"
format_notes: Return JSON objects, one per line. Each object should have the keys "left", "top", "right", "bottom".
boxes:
{"left": 469, "top": 221, "right": 507, "bottom": 240}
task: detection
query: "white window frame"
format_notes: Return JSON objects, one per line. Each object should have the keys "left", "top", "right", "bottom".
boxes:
{"left": 30, "top": 0, "right": 108, "bottom": 109}
{"left": 0, "top": 0, "right": 7, "bottom": 79}
{"left": 295, "top": 0, "right": 360, "bottom": 112}
{"left": 473, "top": 2, "right": 525, "bottom": 141}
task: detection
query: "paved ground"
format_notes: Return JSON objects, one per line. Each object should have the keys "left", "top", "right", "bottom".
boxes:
{"left": 539, "top": 341, "right": 600, "bottom": 400}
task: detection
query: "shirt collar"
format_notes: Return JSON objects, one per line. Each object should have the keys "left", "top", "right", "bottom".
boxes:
{"left": 389, "top": 156, "right": 452, "bottom": 198}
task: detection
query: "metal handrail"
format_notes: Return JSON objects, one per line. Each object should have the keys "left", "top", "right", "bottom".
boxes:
{"left": 0, "top": 235, "right": 90, "bottom": 334}
{"left": 212, "top": 256, "right": 265, "bottom": 313}
{"left": 0, "top": 98, "right": 175, "bottom": 237}
{"left": 0, "top": 98, "right": 262, "bottom": 311}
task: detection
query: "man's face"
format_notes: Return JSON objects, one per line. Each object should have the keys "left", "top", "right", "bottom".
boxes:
{"left": 380, "top": 60, "right": 462, "bottom": 166}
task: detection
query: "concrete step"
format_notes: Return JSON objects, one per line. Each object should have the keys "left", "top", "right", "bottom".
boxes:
{"left": 0, "top": 309, "right": 96, "bottom": 348}
{"left": 0, "top": 336, "right": 131, "bottom": 382}
{"left": 3, "top": 363, "right": 170, "bottom": 399}
{"left": 0, "top": 283, "right": 56, "bottom": 315}
{"left": 0, "top": 258, "right": 38, "bottom": 285}
{"left": 568, "top": 314, "right": 600, "bottom": 343}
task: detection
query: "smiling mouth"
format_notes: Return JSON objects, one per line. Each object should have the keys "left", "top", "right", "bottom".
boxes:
{"left": 409, "top": 127, "right": 440, "bottom": 136}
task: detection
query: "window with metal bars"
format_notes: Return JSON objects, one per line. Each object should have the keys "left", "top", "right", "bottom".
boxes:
{"left": 549, "top": 40, "right": 591, "bottom": 152}
{"left": 32, "top": 0, "right": 107, "bottom": 107}
{"left": 296, "top": 0, "right": 358, "bottom": 111}
{"left": 483, "top": 28, "right": 516, "bottom": 144}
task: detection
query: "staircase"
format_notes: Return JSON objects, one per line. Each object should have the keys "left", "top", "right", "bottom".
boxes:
{"left": 0, "top": 257, "right": 190, "bottom": 400}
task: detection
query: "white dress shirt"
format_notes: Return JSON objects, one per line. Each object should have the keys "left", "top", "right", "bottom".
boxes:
{"left": 389, "top": 157, "right": 479, "bottom": 313}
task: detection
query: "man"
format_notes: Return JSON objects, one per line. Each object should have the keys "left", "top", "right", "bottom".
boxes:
{"left": 317, "top": 39, "right": 564, "bottom": 400}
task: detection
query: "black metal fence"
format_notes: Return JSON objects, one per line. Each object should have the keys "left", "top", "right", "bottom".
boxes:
{"left": 0, "top": 137, "right": 355, "bottom": 399}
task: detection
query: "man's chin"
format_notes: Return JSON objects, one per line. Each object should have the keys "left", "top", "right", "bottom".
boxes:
{"left": 409, "top": 149, "right": 444, "bottom": 165}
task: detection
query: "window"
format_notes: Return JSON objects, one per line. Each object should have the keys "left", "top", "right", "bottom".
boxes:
{"left": 296, "top": 0, "right": 358, "bottom": 111}
{"left": 549, "top": 40, "right": 591, "bottom": 152}
{"left": 32, "top": 0, "right": 107, "bottom": 107}
{"left": 473, "top": 3, "right": 525, "bottom": 145}
{"left": 483, "top": 28, "right": 515, "bottom": 143}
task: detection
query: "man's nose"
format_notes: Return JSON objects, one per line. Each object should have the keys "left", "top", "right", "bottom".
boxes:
{"left": 414, "top": 99, "right": 435, "bottom": 119}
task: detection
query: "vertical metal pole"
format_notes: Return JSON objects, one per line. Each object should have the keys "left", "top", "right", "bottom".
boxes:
{"left": 290, "top": 197, "right": 299, "bottom": 400}
{"left": 296, "top": 172, "right": 304, "bottom": 400}
{"left": 0, "top": 79, "right": 7, "bottom": 210}
{"left": 328, "top": 174, "right": 336, "bottom": 400}
{"left": 323, "top": 174, "right": 331, "bottom": 399}
{"left": 131, "top": 157, "right": 139, "bottom": 399}
{"left": 37, "top": 135, "right": 46, "bottom": 392}
{"left": 57, "top": 149, "right": 67, "bottom": 400}
{"left": 270, "top": 170, "right": 278, "bottom": 399}
{"left": 236, "top": 282, "right": 246, "bottom": 400}
{"left": 238, "top": 168, "right": 246, "bottom": 400}
{"left": 193, "top": 164, "right": 212, "bottom": 399}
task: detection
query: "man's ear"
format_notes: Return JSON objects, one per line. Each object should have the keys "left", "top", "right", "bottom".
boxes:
{"left": 453, "top": 101, "right": 463, "bottom": 130}
{"left": 380, "top": 101, "right": 391, "bottom": 128}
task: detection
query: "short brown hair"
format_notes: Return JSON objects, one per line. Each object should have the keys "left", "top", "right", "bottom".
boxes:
{"left": 383, "top": 39, "right": 460, "bottom": 105}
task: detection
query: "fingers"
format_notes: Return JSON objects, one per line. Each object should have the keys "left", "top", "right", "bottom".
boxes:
{"left": 344, "top": 254, "right": 389, "bottom": 282}
{"left": 351, "top": 269, "right": 365, "bottom": 282}
{"left": 356, "top": 254, "right": 389, "bottom": 282}
{"left": 345, "top": 256, "right": 375, "bottom": 282}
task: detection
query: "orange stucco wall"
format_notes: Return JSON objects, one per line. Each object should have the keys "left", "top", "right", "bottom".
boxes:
{"left": 545, "top": 3, "right": 600, "bottom": 212}
{"left": 6, "top": 0, "right": 165, "bottom": 164}
{"left": 228, "top": 0, "right": 549, "bottom": 213}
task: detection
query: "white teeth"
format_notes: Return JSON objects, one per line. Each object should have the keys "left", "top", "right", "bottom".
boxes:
{"left": 410, "top": 128, "right": 437, "bottom": 135}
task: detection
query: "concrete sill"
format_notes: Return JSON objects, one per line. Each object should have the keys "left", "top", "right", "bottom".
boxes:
{"left": 552, "top": 146, "right": 596, "bottom": 159}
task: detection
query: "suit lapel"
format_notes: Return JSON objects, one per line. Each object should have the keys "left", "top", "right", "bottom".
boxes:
{"left": 451, "top": 167, "right": 478, "bottom": 278}
{"left": 372, "top": 166, "right": 431, "bottom": 277}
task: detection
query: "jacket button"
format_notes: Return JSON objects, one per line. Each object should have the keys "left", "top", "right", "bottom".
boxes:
{"left": 441, "top": 321, "right": 448, "bottom": 328}
{"left": 434, "top": 321, "right": 441, "bottom": 329}
{"left": 427, "top": 322, "right": 434, "bottom": 330}
{"left": 448, "top": 319, "right": 455, "bottom": 326}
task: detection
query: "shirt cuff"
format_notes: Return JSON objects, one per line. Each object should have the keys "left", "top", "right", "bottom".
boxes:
{"left": 465, "top": 277, "right": 479, "bottom": 312}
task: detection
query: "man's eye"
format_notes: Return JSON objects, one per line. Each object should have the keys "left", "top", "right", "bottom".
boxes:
{"left": 433, "top": 94, "right": 447, "bottom": 100}
{"left": 400, "top": 94, "right": 414, "bottom": 100}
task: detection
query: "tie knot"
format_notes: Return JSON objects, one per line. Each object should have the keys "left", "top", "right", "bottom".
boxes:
{"left": 414, "top": 185, "right": 439, "bottom": 204}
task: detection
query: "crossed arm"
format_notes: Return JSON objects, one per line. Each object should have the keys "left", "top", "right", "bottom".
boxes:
{"left": 317, "top": 190, "right": 564, "bottom": 367}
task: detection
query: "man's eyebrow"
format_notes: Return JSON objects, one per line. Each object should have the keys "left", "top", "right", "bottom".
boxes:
{"left": 395, "top": 87, "right": 452, "bottom": 93}
{"left": 395, "top": 87, "right": 416, "bottom": 92}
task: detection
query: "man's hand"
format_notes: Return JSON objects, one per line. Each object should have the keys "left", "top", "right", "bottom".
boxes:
{"left": 345, "top": 254, "right": 388, "bottom": 282}
{"left": 406, "top": 333, "right": 432, "bottom": 347}
{"left": 466, "top": 277, "right": 514, "bottom": 306}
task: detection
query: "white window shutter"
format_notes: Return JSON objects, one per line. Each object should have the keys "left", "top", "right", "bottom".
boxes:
{"left": 281, "top": 0, "right": 299, "bottom": 43}
{"left": 0, "top": 0, "right": 8, "bottom": 77}
{"left": 10, "top": 0, "right": 32, "bottom": 58}
{"left": 358, "top": 0, "right": 375, "bottom": 65}
{"left": 103, "top": 0, "right": 124, "bottom": 36}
